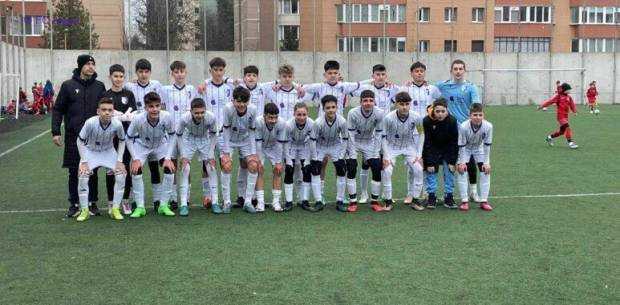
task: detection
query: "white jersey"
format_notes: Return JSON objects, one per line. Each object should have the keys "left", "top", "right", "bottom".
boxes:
{"left": 78, "top": 117, "right": 125, "bottom": 152}
{"left": 237, "top": 81, "right": 274, "bottom": 117}
{"left": 383, "top": 110, "right": 423, "bottom": 151}
{"left": 286, "top": 117, "right": 314, "bottom": 149}
{"left": 265, "top": 85, "right": 301, "bottom": 121}
{"left": 160, "top": 84, "right": 197, "bottom": 129}
{"left": 222, "top": 103, "right": 258, "bottom": 146}
{"left": 346, "top": 106, "right": 385, "bottom": 143}
{"left": 125, "top": 80, "right": 162, "bottom": 112}
{"left": 127, "top": 111, "right": 175, "bottom": 149}
{"left": 458, "top": 119, "right": 493, "bottom": 164}
{"left": 176, "top": 111, "right": 218, "bottom": 141}
{"left": 311, "top": 114, "right": 349, "bottom": 148}
{"left": 403, "top": 82, "right": 441, "bottom": 117}
{"left": 351, "top": 83, "right": 400, "bottom": 112}
{"left": 203, "top": 78, "right": 234, "bottom": 127}
{"left": 254, "top": 117, "right": 288, "bottom": 150}
{"left": 303, "top": 81, "right": 360, "bottom": 117}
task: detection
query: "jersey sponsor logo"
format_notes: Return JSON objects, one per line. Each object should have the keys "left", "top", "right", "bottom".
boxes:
{"left": 121, "top": 97, "right": 128, "bottom": 104}
{"left": 75, "top": 89, "right": 80, "bottom": 94}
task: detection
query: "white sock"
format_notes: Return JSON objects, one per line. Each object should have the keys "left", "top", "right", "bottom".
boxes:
{"left": 237, "top": 167, "right": 248, "bottom": 198}
{"left": 381, "top": 165, "right": 393, "bottom": 200}
{"left": 284, "top": 183, "right": 294, "bottom": 202}
{"left": 151, "top": 183, "right": 161, "bottom": 203}
{"left": 170, "top": 182, "right": 178, "bottom": 203}
{"left": 206, "top": 164, "right": 219, "bottom": 205}
{"left": 294, "top": 163, "right": 302, "bottom": 201}
{"left": 359, "top": 169, "right": 369, "bottom": 195}
{"left": 411, "top": 162, "right": 424, "bottom": 198}
{"left": 78, "top": 175, "right": 90, "bottom": 209}
{"left": 272, "top": 189, "right": 281, "bottom": 205}
{"left": 321, "top": 179, "right": 325, "bottom": 192}
{"left": 244, "top": 172, "right": 258, "bottom": 204}
{"left": 336, "top": 176, "right": 346, "bottom": 202}
{"left": 256, "top": 190, "right": 265, "bottom": 205}
{"left": 301, "top": 182, "right": 310, "bottom": 201}
{"left": 162, "top": 173, "right": 175, "bottom": 204}
{"left": 202, "top": 177, "right": 210, "bottom": 197}
{"left": 132, "top": 175, "right": 145, "bottom": 208}
{"left": 113, "top": 174, "right": 126, "bottom": 208}
{"left": 370, "top": 180, "right": 381, "bottom": 199}
{"left": 221, "top": 172, "right": 231, "bottom": 205}
{"left": 346, "top": 178, "right": 357, "bottom": 202}
{"left": 179, "top": 164, "right": 191, "bottom": 207}
{"left": 479, "top": 173, "right": 491, "bottom": 202}
{"left": 311, "top": 175, "right": 323, "bottom": 202}
{"left": 457, "top": 171, "right": 469, "bottom": 203}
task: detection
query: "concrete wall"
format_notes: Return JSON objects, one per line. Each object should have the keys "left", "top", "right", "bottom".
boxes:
{"left": 22, "top": 49, "right": 619, "bottom": 105}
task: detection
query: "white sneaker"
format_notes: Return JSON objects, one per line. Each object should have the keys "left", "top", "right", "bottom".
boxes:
{"left": 469, "top": 184, "right": 481, "bottom": 202}
{"left": 568, "top": 142, "right": 579, "bottom": 149}
{"left": 359, "top": 191, "right": 369, "bottom": 204}
{"left": 256, "top": 201, "right": 265, "bottom": 212}
{"left": 272, "top": 202, "right": 283, "bottom": 212}
{"left": 121, "top": 199, "right": 132, "bottom": 215}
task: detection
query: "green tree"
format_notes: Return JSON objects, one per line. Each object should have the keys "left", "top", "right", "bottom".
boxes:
{"left": 41, "top": 0, "right": 99, "bottom": 49}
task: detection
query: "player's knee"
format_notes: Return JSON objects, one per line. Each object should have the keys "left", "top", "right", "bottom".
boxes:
{"left": 311, "top": 160, "right": 322, "bottom": 176}
{"left": 246, "top": 158, "right": 259, "bottom": 173}
{"left": 346, "top": 159, "right": 357, "bottom": 179}
{"left": 334, "top": 159, "right": 346, "bottom": 177}
{"left": 302, "top": 166, "right": 312, "bottom": 182}
{"left": 368, "top": 158, "right": 382, "bottom": 181}
{"left": 284, "top": 165, "right": 294, "bottom": 183}
{"left": 273, "top": 166, "right": 282, "bottom": 177}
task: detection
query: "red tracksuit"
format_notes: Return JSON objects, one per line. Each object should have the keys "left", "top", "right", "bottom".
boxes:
{"left": 586, "top": 87, "right": 598, "bottom": 105}
{"left": 541, "top": 93, "right": 577, "bottom": 141}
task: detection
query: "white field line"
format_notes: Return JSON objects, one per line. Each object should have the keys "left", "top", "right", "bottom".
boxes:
{"left": 0, "top": 129, "right": 50, "bottom": 158}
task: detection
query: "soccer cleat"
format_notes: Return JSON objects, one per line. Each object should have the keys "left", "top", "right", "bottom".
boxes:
{"left": 152, "top": 201, "right": 160, "bottom": 214}
{"left": 347, "top": 202, "right": 358, "bottom": 212}
{"left": 425, "top": 194, "right": 437, "bottom": 209}
{"left": 202, "top": 196, "right": 212, "bottom": 209}
{"left": 222, "top": 202, "right": 232, "bottom": 214}
{"left": 479, "top": 202, "right": 493, "bottom": 211}
{"left": 336, "top": 201, "right": 348, "bottom": 212}
{"left": 459, "top": 202, "right": 470, "bottom": 211}
{"left": 179, "top": 205, "right": 189, "bottom": 217}
{"left": 121, "top": 200, "right": 132, "bottom": 215}
{"left": 403, "top": 196, "right": 413, "bottom": 206}
{"left": 65, "top": 204, "right": 80, "bottom": 218}
{"left": 469, "top": 184, "right": 481, "bottom": 202}
{"left": 130, "top": 207, "right": 147, "bottom": 218}
{"left": 358, "top": 191, "right": 369, "bottom": 204}
{"left": 383, "top": 199, "right": 394, "bottom": 212}
{"left": 243, "top": 203, "right": 257, "bottom": 214}
{"left": 256, "top": 201, "right": 265, "bottom": 213}
{"left": 590, "top": 110, "right": 594, "bottom": 114}
{"left": 76, "top": 208, "right": 90, "bottom": 222}
{"left": 109, "top": 207, "right": 124, "bottom": 220}
{"left": 370, "top": 201, "right": 383, "bottom": 212}
{"left": 313, "top": 201, "right": 325, "bottom": 212}
{"left": 211, "top": 203, "right": 224, "bottom": 214}
{"left": 411, "top": 198, "right": 425, "bottom": 211}
{"left": 594, "top": 109, "right": 600, "bottom": 115}
{"left": 233, "top": 197, "right": 244, "bottom": 209}
{"left": 283, "top": 201, "right": 294, "bottom": 212}
{"left": 545, "top": 135, "right": 554, "bottom": 146}
{"left": 157, "top": 203, "right": 175, "bottom": 216}
{"left": 272, "top": 202, "right": 283, "bottom": 212}
{"left": 170, "top": 200, "right": 178, "bottom": 211}
{"left": 443, "top": 195, "right": 457, "bottom": 209}
{"left": 88, "top": 202, "right": 101, "bottom": 216}
{"left": 299, "top": 200, "right": 312, "bottom": 211}
{"left": 568, "top": 142, "right": 579, "bottom": 149}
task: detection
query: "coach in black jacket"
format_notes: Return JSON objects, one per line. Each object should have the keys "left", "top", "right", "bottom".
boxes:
{"left": 422, "top": 98, "right": 459, "bottom": 208}
{"left": 51, "top": 54, "right": 106, "bottom": 217}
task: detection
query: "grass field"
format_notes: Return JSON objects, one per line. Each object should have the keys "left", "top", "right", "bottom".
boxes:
{"left": 0, "top": 106, "right": 618, "bottom": 305}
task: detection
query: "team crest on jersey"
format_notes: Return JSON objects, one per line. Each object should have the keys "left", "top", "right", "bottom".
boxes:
{"left": 280, "top": 103, "right": 285, "bottom": 109}
{"left": 174, "top": 105, "right": 179, "bottom": 111}
{"left": 75, "top": 89, "right": 80, "bottom": 94}
{"left": 482, "top": 133, "right": 486, "bottom": 138}
{"left": 137, "top": 102, "right": 142, "bottom": 107}
{"left": 413, "top": 100, "right": 418, "bottom": 106}
{"left": 145, "top": 137, "right": 150, "bottom": 141}
{"left": 95, "top": 141, "right": 101, "bottom": 145}
{"left": 232, "top": 127, "right": 238, "bottom": 131}
{"left": 121, "top": 97, "right": 128, "bottom": 104}
{"left": 211, "top": 100, "right": 216, "bottom": 105}
{"left": 395, "top": 134, "right": 400, "bottom": 139}
{"left": 226, "top": 89, "right": 231, "bottom": 96}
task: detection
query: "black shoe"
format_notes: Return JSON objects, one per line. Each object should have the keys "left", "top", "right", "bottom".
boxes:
{"left": 425, "top": 194, "right": 436, "bottom": 209}
{"left": 88, "top": 202, "right": 101, "bottom": 216}
{"left": 153, "top": 201, "right": 160, "bottom": 213}
{"left": 443, "top": 194, "right": 457, "bottom": 209}
{"left": 233, "top": 197, "right": 244, "bottom": 208}
{"left": 65, "top": 204, "right": 80, "bottom": 218}
{"left": 336, "top": 201, "right": 347, "bottom": 212}
{"left": 411, "top": 198, "right": 425, "bottom": 211}
{"left": 283, "top": 201, "right": 294, "bottom": 211}
{"left": 170, "top": 200, "right": 178, "bottom": 211}
{"left": 384, "top": 199, "right": 394, "bottom": 211}
{"left": 299, "top": 200, "right": 312, "bottom": 211}
{"left": 313, "top": 201, "right": 325, "bottom": 212}
{"left": 252, "top": 198, "right": 258, "bottom": 207}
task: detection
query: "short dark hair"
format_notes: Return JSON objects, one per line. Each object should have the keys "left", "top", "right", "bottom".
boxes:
{"left": 470, "top": 103, "right": 484, "bottom": 113}
{"left": 324, "top": 60, "right": 340, "bottom": 72}
{"left": 321, "top": 94, "right": 338, "bottom": 108}
{"left": 451, "top": 59, "right": 466, "bottom": 70}
{"left": 98, "top": 97, "right": 114, "bottom": 107}
{"left": 560, "top": 83, "right": 572, "bottom": 92}
{"left": 360, "top": 90, "right": 375, "bottom": 100}
{"left": 394, "top": 92, "right": 412, "bottom": 104}
{"left": 170, "top": 61, "right": 186, "bottom": 71}
{"left": 144, "top": 92, "right": 161, "bottom": 105}
{"left": 294, "top": 102, "right": 307, "bottom": 112}
{"left": 135, "top": 59, "right": 151, "bottom": 71}
{"left": 109, "top": 64, "right": 125, "bottom": 75}
{"left": 209, "top": 57, "right": 226, "bottom": 68}
{"left": 191, "top": 98, "right": 206, "bottom": 109}
{"left": 243, "top": 65, "right": 259, "bottom": 76}
{"left": 233, "top": 86, "right": 251, "bottom": 103}
{"left": 372, "top": 64, "right": 386, "bottom": 73}
{"left": 279, "top": 64, "right": 294, "bottom": 75}
{"left": 433, "top": 98, "right": 448, "bottom": 108}
{"left": 410, "top": 61, "right": 426, "bottom": 72}
{"left": 264, "top": 102, "right": 279, "bottom": 115}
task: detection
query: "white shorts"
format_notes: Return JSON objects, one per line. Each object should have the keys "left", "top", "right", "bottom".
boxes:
{"left": 215, "top": 134, "right": 225, "bottom": 153}
{"left": 458, "top": 148, "right": 485, "bottom": 164}
{"left": 287, "top": 146, "right": 310, "bottom": 164}
{"left": 181, "top": 138, "right": 214, "bottom": 161}
{"left": 84, "top": 148, "right": 118, "bottom": 171}
{"left": 260, "top": 146, "right": 283, "bottom": 165}
{"left": 315, "top": 144, "right": 346, "bottom": 161}
{"left": 388, "top": 147, "right": 419, "bottom": 165}
{"left": 349, "top": 140, "right": 380, "bottom": 161}
{"left": 135, "top": 143, "right": 169, "bottom": 164}
{"left": 228, "top": 141, "right": 255, "bottom": 159}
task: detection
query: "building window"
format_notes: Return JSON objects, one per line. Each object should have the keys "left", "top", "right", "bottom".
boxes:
{"left": 444, "top": 7, "right": 457, "bottom": 23}
{"left": 361, "top": 5, "right": 369, "bottom": 22}
{"left": 379, "top": 5, "right": 389, "bottom": 22}
{"left": 570, "top": 7, "right": 579, "bottom": 24}
{"left": 337, "top": 5, "right": 344, "bottom": 22}
{"left": 472, "top": 8, "right": 484, "bottom": 23}
{"left": 571, "top": 7, "right": 618, "bottom": 24}
{"left": 418, "top": 7, "right": 430, "bottom": 22}
{"left": 337, "top": 37, "right": 406, "bottom": 53}
{"left": 571, "top": 39, "right": 580, "bottom": 52}
{"left": 418, "top": 40, "right": 429, "bottom": 52}
{"left": 337, "top": 4, "right": 405, "bottom": 24}
{"left": 472, "top": 40, "right": 484, "bottom": 52}
{"left": 280, "top": 0, "right": 299, "bottom": 15}
{"left": 494, "top": 37, "right": 550, "bottom": 53}
{"left": 370, "top": 5, "right": 379, "bottom": 22}
{"left": 573, "top": 38, "right": 618, "bottom": 52}
{"left": 7, "top": 16, "right": 45, "bottom": 36}
{"left": 444, "top": 40, "right": 457, "bottom": 52}
{"left": 398, "top": 5, "right": 406, "bottom": 23}
{"left": 495, "top": 6, "right": 551, "bottom": 23}
{"left": 279, "top": 25, "right": 299, "bottom": 51}
{"left": 352, "top": 4, "right": 362, "bottom": 22}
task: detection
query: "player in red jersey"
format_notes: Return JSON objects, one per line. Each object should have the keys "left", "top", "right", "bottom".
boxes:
{"left": 538, "top": 83, "right": 578, "bottom": 149}
{"left": 586, "top": 81, "right": 599, "bottom": 115}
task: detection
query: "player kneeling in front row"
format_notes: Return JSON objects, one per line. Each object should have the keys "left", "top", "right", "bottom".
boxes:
{"left": 76, "top": 97, "right": 127, "bottom": 222}
{"left": 382, "top": 92, "right": 425, "bottom": 211}
{"left": 254, "top": 103, "right": 288, "bottom": 212}
{"left": 346, "top": 90, "right": 387, "bottom": 212}
{"left": 456, "top": 103, "right": 493, "bottom": 211}
{"left": 126, "top": 92, "right": 177, "bottom": 218}
{"left": 171, "top": 98, "right": 219, "bottom": 216}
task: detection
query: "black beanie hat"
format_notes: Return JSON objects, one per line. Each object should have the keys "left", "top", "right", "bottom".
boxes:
{"left": 77, "top": 54, "right": 95, "bottom": 71}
